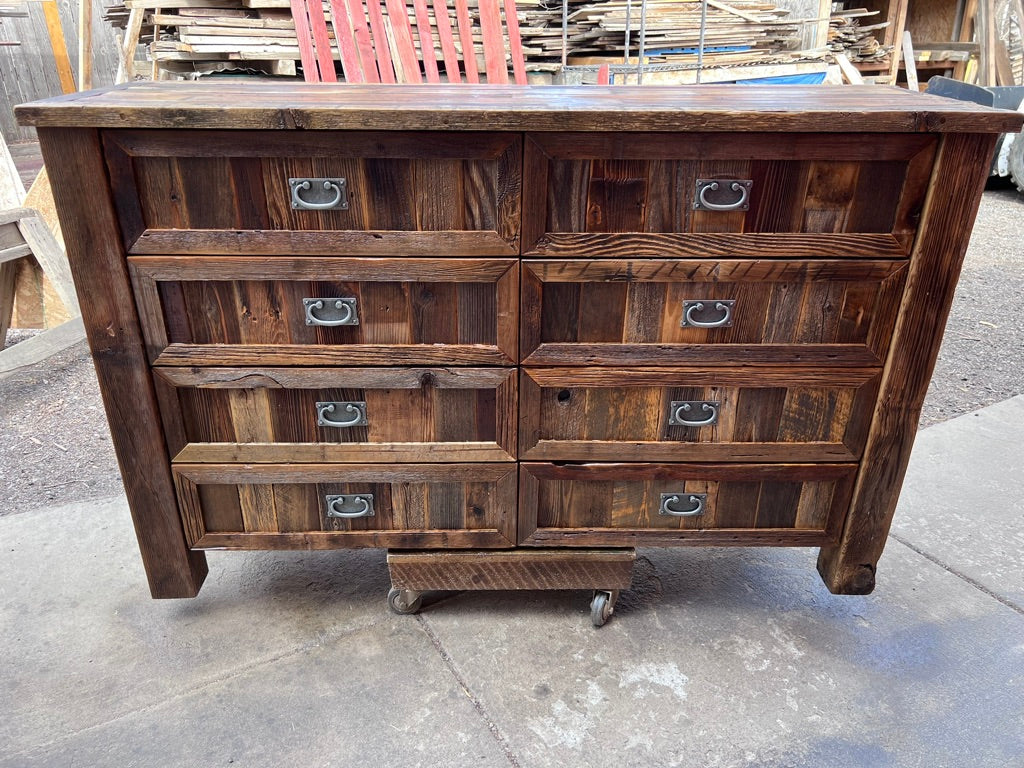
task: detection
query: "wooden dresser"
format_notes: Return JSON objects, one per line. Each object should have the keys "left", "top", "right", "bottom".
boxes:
{"left": 18, "top": 84, "right": 1021, "bottom": 619}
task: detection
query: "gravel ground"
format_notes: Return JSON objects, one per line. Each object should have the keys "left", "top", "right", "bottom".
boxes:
{"left": 2, "top": 186, "right": 1022, "bottom": 517}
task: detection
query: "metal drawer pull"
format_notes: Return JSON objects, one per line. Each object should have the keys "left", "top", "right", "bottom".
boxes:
{"left": 316, "top": 401, "right": 368, "bottom": 428}
{"left": 659, "top": 493, "right": 707, "bottom": 518}
{"left": 681, "top": 300, "right": 735, "bottom": 328}
{"left": 303, "top": 297, "right": 359, "bottom": 326}
{"left": 325, "top": 494, "right": 374, "bottom": 518}
{"left": 669, "top": 400, "right": 719, "bottom": 427}
{"left": 289, "top": 177, "right": 349, "bottom": 211}
{"left": 694, "top": 179, "right": 752, "bottom": 211}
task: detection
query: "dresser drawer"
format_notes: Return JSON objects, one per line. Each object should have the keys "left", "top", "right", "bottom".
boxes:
{"left": 522, "top": 132, "right": 935, "bottom": 257}
{"left": 104, "top": 130, "right": 522, "bottom": 256}
{"left": 155, "top": 367, "right": 516, "bottom": 463}
{"left": 173, "top": 463, "right": 517, "bottom": 548}
{"left": 519, "top": 462, "right": 855, "bottom": 546}
{"left": 130, "top": 257, "right": 518, "bottom": 365}
{"left": 520, "top": 367, "right": 880, "bottom": 462}
{"left": 521, "top": 259, "right": 905, "bottom": 366}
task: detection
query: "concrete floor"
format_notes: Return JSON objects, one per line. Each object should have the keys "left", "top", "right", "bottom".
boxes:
{"left": 2, "top": 397, "right": 1022, "bottom": 768}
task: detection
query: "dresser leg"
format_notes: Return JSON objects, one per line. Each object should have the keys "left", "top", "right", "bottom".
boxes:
{"left": 816, "top": 548, "right": 876, "bottom": 595}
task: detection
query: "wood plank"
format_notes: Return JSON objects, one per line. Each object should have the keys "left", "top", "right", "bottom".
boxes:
{"left": 128, "top": 229, "right": 518, "bottom": 256}
{"left": 0, "top": 316, "right": 86, "bottom": 376}
{"left": 154, "top": 343, "right": 513, "bottom": 367}
{"left": 42, "top": 0, "right": 76, "bottom": 93}
{"left": 16, "top": 212, "right": 80, "bottom": 317}
{"left": 524, "top": 233, "right": 911, "bottom": 259}
{"left": 174, "top": 442, "right": 513, "bottom": 463}
{"left": 388, "top": 549, "right": 635, "bottom": 590}
{"left": 288, "top": 0, "right": 320, "bottom": 80}
{"left": 17, "top": 84, "right": 1024, "bottom": 134}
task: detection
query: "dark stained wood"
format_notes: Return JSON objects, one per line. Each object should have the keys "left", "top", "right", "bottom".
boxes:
{"left": 174, "top": 462, "right": 517, "bottom": 548}
{"left": 155, "top": 366, "right": 517, "bottom": 463}
{"left": 818, "top": 132, "right": 1001, "bottom": 595}
{"left": 103, "top": 130, "right": 521, "bottom": 255}
{"left": 521, "top": 259, "right": 906, "bottom": 366}
{"left": 18, "top": 83, "right": 1024, "bottom": 134}
{"left": 520, "top": 367, "right": 880, "bottom": 462}
{"left": 129, "top": 257, "right": 518, "bottom": 366}
{"left": 522, "top": 132, "right": 937, "bottom": 252}
{"left": 523, "top": 232, "right": 910, "bottom": 259}
{"left": 388, "top": 548, "right": 635, "bottom": 590}
{"left": 23, "top": 88, "right": 1008, "bottom": 604}
{"left": 520, "top": 462, "right": 857, "bottom": 547}
{"left": 35, "top": 128, "right": 207, "bottom": 599}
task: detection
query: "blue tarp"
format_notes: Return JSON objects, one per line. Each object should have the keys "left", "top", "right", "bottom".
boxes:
{"left": 733, "top": 72, "right": 827, "bottom": 85}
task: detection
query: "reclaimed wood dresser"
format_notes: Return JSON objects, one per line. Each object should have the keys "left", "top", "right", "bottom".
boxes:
{"left": 18, "top": 83, "right": 1021, "bottom": 621}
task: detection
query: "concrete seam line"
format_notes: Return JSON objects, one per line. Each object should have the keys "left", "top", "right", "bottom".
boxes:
{"left": 889, "top": 532, "right": 1024, "bottom": 617}
{"left": 416, "top": 614, "right": 523, "bottom": 768}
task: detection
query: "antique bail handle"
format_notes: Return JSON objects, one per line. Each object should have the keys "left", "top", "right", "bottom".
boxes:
{"left": 669, "top": 401, "right": 719, "bottom": 427}
{"left": 681, "top": 300, "right": 735, "bottom": 328}
{"left": 325, "top": 494, "right": 375, "bottom": 518}
{"left": 303, "top": 297, "right": 359, "bottom": 327}
{"left": 316, "top": 401, "right": 368, "bottom": 428}
{"left": 694, "top": 179, "right": 752, "bottom": 211}
{"left": 289, "top": 177, "right": 349, "bottom": 210}
{"left": 659, "top": 493, "right": 707, "bottom": 517}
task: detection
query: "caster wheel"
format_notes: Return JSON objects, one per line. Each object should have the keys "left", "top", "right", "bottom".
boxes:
{"left": 388, "top": 587, "right": 422, "bottom": 615}
{"left": 590, "top": 590, "right": 615, "bottom": 627}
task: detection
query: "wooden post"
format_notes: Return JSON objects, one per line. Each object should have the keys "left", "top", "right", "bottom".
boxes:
{"left": 902, "top": 30, "right": 919, "bottom": 91}
{"left": 78, "top": 0, "right": 93, "bottom": 91}
{"left": 42, "top": 0, "right": 77, "bottom": 93}
{"left": 116, "top": 6, "right": 144, "bottom": 84}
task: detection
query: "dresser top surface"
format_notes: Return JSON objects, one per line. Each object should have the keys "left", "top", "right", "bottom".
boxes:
{"left": 17, "top": 82, "right": 1023, "bottom": 134}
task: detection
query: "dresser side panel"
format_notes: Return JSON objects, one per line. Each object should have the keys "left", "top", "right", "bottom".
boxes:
{"left": 36, "top": 127, "right": 207, "bottom": 599}
{"left": 817, "top": 132, "right": 1000, "bottom": 594}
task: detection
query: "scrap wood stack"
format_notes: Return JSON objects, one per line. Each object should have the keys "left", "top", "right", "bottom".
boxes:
{"left": 517, "top": 0, "right": 815, "bottom": 70}
{"left": 106, "top": 0, "right": 823, "bottom": 79}
{"left": 104, "top": 0, "right": 547, "bottom": 78}
{"left": 827, "top": 7, "right": 891, "bottom": 64}
{"left": 105, "top": 0, "right": 302, "bottom": 77}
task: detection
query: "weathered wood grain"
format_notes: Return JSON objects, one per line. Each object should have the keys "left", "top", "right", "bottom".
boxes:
{"left": 521, "top": 259, "right": 906, "bottom": 366}
{"left": 103, "top": 129, "right": 521, "bottom": 254}
{"left": 36, "top": 128, "right": 207, "bottom": 598}
{"left": 173, "top": 462, "right": 517, "bottom": 548}
{"left": 155, "top": 366, "right": 517, "bottom": 462}
{"left": 817, "top": 132, "right": 1002, "bottom": 595}
{"left": 388, "top": 548, "right": 635, "bottom": 590}
{"left": 18, "top": 83, "right": 1024, "bottom": 134}
{"left": 129, "top": 257, "right": 518, "bottom": 365}
{"left": 520, "top": 367, "right": 880, "bottom": 462}
{"left": 520, "top": 462, "right": 857, "bottom": 547}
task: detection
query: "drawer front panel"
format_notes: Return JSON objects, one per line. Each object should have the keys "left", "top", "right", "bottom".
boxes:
{"left": 522, "top": 132, "right": 935, "bottom": 257}
{"left": 156, "top": 367, "right": 517, "bottom": 463}
{"left": 519, "top": 463, "right": 856, "bottom": 546}
{"left": 522, "top": 259, "right": 906, "bottom": 366}
{"left": 104, "top": 130, "right": 522, "bottom": 255}
{"left": 173, "top": 463, "right": 517, "bottom": 548}
{"left": 130, "top": 257, "right": 518, "bottom": 365}
{"left": 521, "top": 367, "right": 880, "bottom": 462}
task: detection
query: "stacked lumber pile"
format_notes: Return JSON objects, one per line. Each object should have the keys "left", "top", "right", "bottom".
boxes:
{"left": 827, "top": 7, "right": 891, "bottom": 64}
{"left": 104, "top": 0, "right": 307, "bottom": 77}
{"left": 517, "top": 0, "right": 811, "bottom": 68}
{"left": 103, "top": 0, "right": 821, "bottom": 79}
